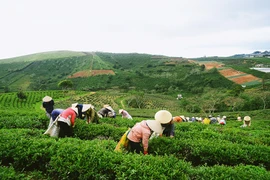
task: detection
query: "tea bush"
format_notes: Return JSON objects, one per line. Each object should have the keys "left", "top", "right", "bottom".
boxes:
{"left": 1, "top": 129, "right": 270, "bottom": 179}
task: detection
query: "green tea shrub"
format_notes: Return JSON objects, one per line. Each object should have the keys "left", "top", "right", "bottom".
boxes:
{"left": 190, "top": 164, "right": 270, "bottom": 180}
{"left": 0, "top": 116, "right": 47, "bottom": 129}
{"left": 1, "top": 128, "right": 270, "bottom": 180}
{"left": 114, "top": 154, "right": 191, "bottom": 180}
{"left": 0, "top": 129, "right": 54, "bottom": 171}
{"left": 73, "top": 120, "right": 128, "bottom": 141}
{"left": 149, "top": 135, "right": 270, "bottom": 169}
{"left": 48, "top": 138, "right": 119, "bottom": 180}
{"left": 0, "top": 165, "right": 26, "bottom": 180}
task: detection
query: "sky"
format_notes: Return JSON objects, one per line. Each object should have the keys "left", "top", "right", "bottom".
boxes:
{"left": 0, "top": 0, "right": 270, "bottom": 59}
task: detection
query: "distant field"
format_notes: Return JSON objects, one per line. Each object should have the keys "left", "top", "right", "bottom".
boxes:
{"left": 194, "top": 61, "right": 263, "bottom": 85}
{"left": 219, "top": 68, "right": 261, "bottom": 85}
{"left": 68, "top": 70, "right": 115, "bottom": 78}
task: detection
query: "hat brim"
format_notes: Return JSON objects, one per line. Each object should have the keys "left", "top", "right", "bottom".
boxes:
{"left": 146, "top": 120, "right": 162, "bottom": 134}
{"left": 105, "top": 106, "right": 114, "bottom": 112}
{"left": 43, "top": 96, "right": 52, "bottom": 102}
{"left": 71, "top": 103, "right": 78, "bottom": 108}
{"left": 244, "top": 116, "right": 251, "bottom": 121}
{"left": 82, "top": 104, "right": 93, "bottom": 112}
{"left": 155, "top": 110, "right": 172, "bottom": 124}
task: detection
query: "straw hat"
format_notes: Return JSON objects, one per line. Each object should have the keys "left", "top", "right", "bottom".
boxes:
{"left": 119, "top": 109, "right": 124, "bottom": 114}
{"left": 103, "top": 104, "right": 110, "bottom": 108}
{"left": 146, "top": 120, "right": 163, "bottom": 134}
{"left": 82, "top": 104, "right": 94, "bottom": 112}
{"left": 71, "top": 107, "right": 78, "bottom": 114}
{"left": 244, "top": 116, "right": 251, "bottom": 121}
{"left": 155, "top": 110, "right": 172, "bottom": 124}
{"left": 42, "top": 96, "right": 52, "bottom": 102}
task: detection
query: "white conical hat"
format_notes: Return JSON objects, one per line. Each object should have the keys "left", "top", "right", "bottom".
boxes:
{"left": 244, "top": 116, "right": 251, "bottom": 121}
{"left": 42, "top": 96, "right": 52, "bottom": 102}
{"left": 82, "top": 104, "right": 94, "bottom": 112}
{"left": 146, "top": 120, "right": 162, "bottom": 134}
{"left": 71, "top": 103, "right": 78, "bottom": 108}
{"left": 105, "top": 106, "right": 114, "bottom": 112}
{"left": 154, "top": 110, "right": 172, "bottom": 124}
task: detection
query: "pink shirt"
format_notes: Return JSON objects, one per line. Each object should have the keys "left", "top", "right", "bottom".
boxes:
{"left": 60, "top": 108, "right": 77, "bottom": 126}
{"left": 127, "top": 120, "right": 151, "bottom": 150}
{"left": 122, "top": 110, "right": 132, "bottom": 119}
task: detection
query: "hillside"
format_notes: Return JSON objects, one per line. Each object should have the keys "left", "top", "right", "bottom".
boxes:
{"left": 0, "top": 51, "right": 269, "bottom": 96}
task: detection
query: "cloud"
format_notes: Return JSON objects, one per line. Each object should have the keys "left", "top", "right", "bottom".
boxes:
{"left": 0, "top": 0, "right": 269, "bottom": 59}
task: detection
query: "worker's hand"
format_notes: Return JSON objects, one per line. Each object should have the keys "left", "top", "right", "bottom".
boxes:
{"left": 143, "top": 151, "right": 148, "bottom": 155}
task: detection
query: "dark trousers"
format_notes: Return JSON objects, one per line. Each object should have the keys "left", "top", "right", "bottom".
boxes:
{"left": 58, "top": 121, "right": 73, "bottom": 138}
{"left": 129, "top": 140, "right": 142, "bottom": 154}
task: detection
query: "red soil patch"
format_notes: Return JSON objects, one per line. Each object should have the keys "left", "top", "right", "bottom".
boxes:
{"left": 218, "top": 68, "right": 261, "bottom": 84}
{"left": 231, "top": 75, "right": 261, "bottom": 84}
{"left": 192, "top": 60, "right": 261, "bottom": 85}
{"left": 203, "top": 62, "right": 224, "bottom": 70}
{"left": 68, "top": 70, "right": 115, "bottom": 78}
{"left": 190, "top": 60, "right": 224, "bottom": 70}
{"left": 219, "top": 68, "right": 243, "bottom": 77}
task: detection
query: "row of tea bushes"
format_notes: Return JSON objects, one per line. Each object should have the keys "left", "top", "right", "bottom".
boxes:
{"left": 175, "top": 123, "right": 270, "bottom": 146}
{"left": 1, "top": 129, "right": 270, "bottom": 180}
{"left": 149, "top": 136, "right": 270, "bottom": 169}
{"left": 0, "top": 110, "right": 48, "bottom": 129}
{"left": 1, "top": 114, "right": 269, "bottom": 170}
{"left": 1, "top": 123, "right": 270, "bottom": 171}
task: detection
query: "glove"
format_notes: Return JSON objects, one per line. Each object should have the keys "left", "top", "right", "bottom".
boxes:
{"left": 144, "top": 151, "right": 148, "bottom": 155}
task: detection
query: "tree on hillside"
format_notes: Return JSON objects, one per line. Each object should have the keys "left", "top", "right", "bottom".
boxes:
{"left": 200, "top": 64, "right": 205, "bottom": 71}
{"left": 58, "top": 80, "right": 73, "bottom": 90}
{"left": 228, "top": 84, "right": 244, "bottom": 96}
{"left": 222, "top": 96, "right": 244, "bottom": 112}
{"left": 17, "top": 90, "right": 27, "bottom": 101}
{"left": 198, "top": 88, "right": 225, "bottom": 114}
{"left": 262, "top": 73, "right": 270, "bottom": 90}
{"left": 247, "top": 89, "right": 270, "bottom": 110}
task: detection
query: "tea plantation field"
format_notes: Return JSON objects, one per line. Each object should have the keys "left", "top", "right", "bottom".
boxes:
{"left": 0, "top": 90, "right": 270, "bottom": 179}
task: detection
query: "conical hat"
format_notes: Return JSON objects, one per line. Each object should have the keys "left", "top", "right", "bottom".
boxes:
{"left": 146, "top": 120, "right": 162, "bottom": 134}
{"left": 154, "top": 110, "right": 172, "bottom": 124}
{"left": 71, "top": 103, "right": 78, "bottom": 108}
{"left": 82, "top": 104, "right": 94, "bottom": 112}
{"left": 105, "top": 106, "right": 114, "bottom": 112}
{"left": 42, "top": 96, "right": 52, "bottom": 102}
{"left": 244, "top": 116, "right": 251, "bottom": 121}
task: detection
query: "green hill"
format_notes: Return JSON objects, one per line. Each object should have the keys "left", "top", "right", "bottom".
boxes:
{"left": 0, "top": 51, "right": 269, "bottom": 106}
{"left": 0, "top": 51, "right": 238, "bottom": 93}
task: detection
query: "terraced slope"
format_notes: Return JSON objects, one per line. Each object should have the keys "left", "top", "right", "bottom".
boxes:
{"left": 195, "top": 61, "right": 262, "bottom": 86}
